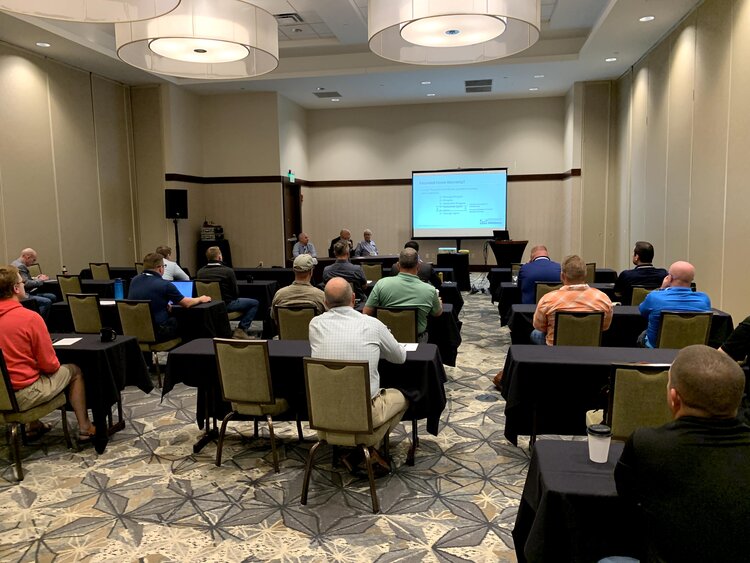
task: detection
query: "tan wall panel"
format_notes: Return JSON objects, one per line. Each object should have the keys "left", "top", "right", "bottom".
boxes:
{"left": 688, "top": 0, "right": 732, "bottom": 302}
{"left": 0, "top": 46, "right": 59, "bottom": 267}
{"left": 278, "top": 95, "right": 308, "bottom": 178}
{"left": 92, "top": 76, "right": 137, "bottom": 266}
{"left": 629, "top": 63, "right": 649, "bottom": 241}
{"left": 46, "top": 62, "right": 102, "bottom": 273}
{"left": 200, "top": 92, "right": 280, "bottom": 177}
{"left": 663, "top": 16, "right": 697, "bottom": 266}
{"left": 202, "top": 183, "right": 284, "bottom": 267}
{"left": 612, "top": 73, "right": 633, "bottom": 271}
{"left": 307, "top": 97, "right": 565, "bottom": 179}
{"left": 581, "top": 82, "right": 612, "bottom": 264}
{"left": 131, "top": 86, "right": 169, "bottom": 259}
{"left": 723, "top": 0, "right": 750, "bottom": 319}
{"left": 163, "top": 84, "right": 203, "bottom": 176}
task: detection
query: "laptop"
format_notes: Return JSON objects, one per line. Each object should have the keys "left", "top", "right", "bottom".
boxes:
{"left": 493, "top": 230, "right": 510, "bottom": 240}
{"left": 171, "top": 280, "right": 194, "bottom": 300}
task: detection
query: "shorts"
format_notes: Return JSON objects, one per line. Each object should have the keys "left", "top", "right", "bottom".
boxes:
{"left": 14, "top": 365, "right": 73, "bottom": 411}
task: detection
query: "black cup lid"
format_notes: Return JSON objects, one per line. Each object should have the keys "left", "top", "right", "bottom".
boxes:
{"left": 587, "top": 424, "right": 612, "bottom": 437}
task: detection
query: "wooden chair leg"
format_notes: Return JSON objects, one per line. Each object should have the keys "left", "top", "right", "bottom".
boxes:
{"left": 406, "top": 418, "right": 418, "bottom": 466}
{"left": 10, "top": 423, "right": 23, "bottom": 481}
{"left": 253, "top": 418, "right": 259, "bottom": 438}
{"left": 215, "top": 411, "right": 236, "bottom": 467}
{"left": 296, "top": 417, "right": 304, "bottom": 442}
{"left": 361, "top": 445, "right": 380, "bottom": 513}
{"left": 60, "top": 406, "right": 72, "bottom": 449}
{"left": 301, "top": 440, "right": 323, "bottom": 505}
{"left": 266, "top": 414, "right": 279, "bottom": 473}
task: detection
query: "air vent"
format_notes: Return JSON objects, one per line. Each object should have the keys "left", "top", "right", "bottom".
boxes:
{"left": 275, "top": 12, "right": 304, "bottom": 24}
{"left": 314, "top": 91, "right": 342, "bottom": 98}
{"left": 465, "top": 79, "right": 493, "bottom": 93}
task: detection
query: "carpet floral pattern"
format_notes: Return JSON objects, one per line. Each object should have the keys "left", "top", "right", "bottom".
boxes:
{"left": 0, "top": 285, "right": 534, "bottom": 562}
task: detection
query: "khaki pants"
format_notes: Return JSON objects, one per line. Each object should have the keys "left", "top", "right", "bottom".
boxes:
{"left": 371, "top": 388, "right": 409, "bottom": 435}
{"left": 15, "top": 365, "right": 73, "bottom": 411}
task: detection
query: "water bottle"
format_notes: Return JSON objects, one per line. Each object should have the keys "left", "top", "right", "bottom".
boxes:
{"left": 114, "top": 278, "right": 124, "bottom": 300}
{"left": 62, "top": 265, "right": 68, "bottom": 275}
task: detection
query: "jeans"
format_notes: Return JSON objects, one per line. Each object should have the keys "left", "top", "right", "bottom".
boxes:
{"left": 636, "top": 329, "right": 652, "bottom": 348}
{"left": 28, "top": 293, "right": 56, "bottom": 318}
{"left": 530, "top": 328, "right": 547, "bottom": 345}
{"left": 227, "top": 297, "right": 259, "bottom": 332}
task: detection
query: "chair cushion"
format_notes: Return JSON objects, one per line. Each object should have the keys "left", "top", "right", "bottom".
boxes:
{"left": 318, "top": 419, "right": 391, "bottom": 448}
{"left": 0, "top": 392, "right": 66, "bottom": 424}
{"left": 228, "top": 311, "right": 243, "bottom": 320}
{"left": 233, "top": 397, "right": 289, "bottom": 417}
{"left": 150, "top": 338, "right": 182, "bottom": 352}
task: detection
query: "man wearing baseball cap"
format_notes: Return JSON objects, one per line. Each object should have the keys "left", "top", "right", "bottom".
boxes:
{"left": 270, "top": 254, "right": 326, "bottom": 325}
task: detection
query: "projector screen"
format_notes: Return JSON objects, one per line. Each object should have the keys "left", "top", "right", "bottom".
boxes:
{"left": 412, "top": 168, "right": 508, "bottom": 238}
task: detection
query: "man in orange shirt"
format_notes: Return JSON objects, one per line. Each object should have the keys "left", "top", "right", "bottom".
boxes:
{"left": 0, "top": 265, "right": 94, "bottom": 442}
{"left": 531, "top": 255, "right": 613, "bottom": 345}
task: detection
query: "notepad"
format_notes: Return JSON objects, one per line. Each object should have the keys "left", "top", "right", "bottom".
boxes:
{"left": 53, "top": 338, "right": 82, "bottom": 346}
{"left": 100, "top": 300, "right": 116, "bottom": 306}
{"left": 400, "top": 343, "right": 419, "bottom": 351}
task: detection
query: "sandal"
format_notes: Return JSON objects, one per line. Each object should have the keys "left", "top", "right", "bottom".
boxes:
{"left": 25, "top": 422, "right": 52, "bottom": 441}
{"left": 77, "top": 427, "right": 96, "bottom": 444}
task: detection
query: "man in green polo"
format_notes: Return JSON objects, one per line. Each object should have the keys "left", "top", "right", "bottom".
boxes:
{"left": 364, "top": 247, "right": 442, "bottom": 342}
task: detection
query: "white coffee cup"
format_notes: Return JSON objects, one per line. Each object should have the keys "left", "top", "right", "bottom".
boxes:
{"left": 586, "top": 424, "right": 612, "bottom": 463}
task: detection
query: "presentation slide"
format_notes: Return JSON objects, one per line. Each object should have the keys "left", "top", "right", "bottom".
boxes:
{"left": 412, "top": 169, "right": 507, "bottom": 238}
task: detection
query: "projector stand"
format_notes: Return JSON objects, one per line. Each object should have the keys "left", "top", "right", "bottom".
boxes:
{"left": 173, "top": 218, "right": 181, "bottom": 265}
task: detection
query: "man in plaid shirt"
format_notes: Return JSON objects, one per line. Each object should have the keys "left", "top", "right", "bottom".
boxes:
{"left": 531, "top": 255, "right": 613, "bottom": 345}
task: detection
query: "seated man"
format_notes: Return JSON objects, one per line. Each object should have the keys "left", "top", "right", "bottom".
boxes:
{"left": 391, "top": 240, "right": 442, "bottom": 289}
{"left": 531, "top": 254, "right": 613, "bottom": 345}
{"left": 720, "top": 314, "right": 750, "bottom": 363}
{"left": 292, "top": 232, "right": 318, "bottom": 264}
{"left": 309, "top": 277, "right": 407, "bottom": 472}
{"left": 328, "top": 228, "right": 354, "bottom": 258}
{"left": 614, "top": 241, "right": 668, "bottom": 304}
{"left": 271, "top": 254, "right": 326, "bottom": 324}
{"left": 11, "top": 247, "right": 57, "bottom": 318}
{"left": 128, "top": 252, "right": 210, "bottom": 341}
{"left": 155, "top": 245, "right": 189, "bottom": 281}
{"left": 0, "top": 266, "right": 95, "bottom": 442}
{"left": 615, "top": 345, "right": 750, "bottom": 562}
{"left": 196, "top": 246, "right": 260, "bottom": 339}
{"left": 354, "top": 229, "right": 378, "bottom": 257}
{"left": 637, "top": 261, "right": 711, "bottom": 348}
{"left": 322, "top": 241, "right": 367, "bottom": 301}
{"left": 364, "top": 247, "right": 442, "bottom": 342}
{"left": 517, "top": 245, "right": 561, "bottom": 304}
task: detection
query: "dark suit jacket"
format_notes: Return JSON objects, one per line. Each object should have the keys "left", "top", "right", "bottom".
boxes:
{"left": 614, "top": 264, "right": 668, "bottom": 304}
{"left": 196, "top": 262, "right": 239, "bottom": 302}
{"left": 328, "top": 237, "right": 353, "bottom": 258}
{"left": 518, "top": 257, "right": 561, "bottom": 304}
{"left": 615, "top": 416, "right": 750, "bottom": 563}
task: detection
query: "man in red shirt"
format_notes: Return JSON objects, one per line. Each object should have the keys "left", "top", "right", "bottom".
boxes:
{"left": 0, "top": 266, "right": 94, "bottom": 441}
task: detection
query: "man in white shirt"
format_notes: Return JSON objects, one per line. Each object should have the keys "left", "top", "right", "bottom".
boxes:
{"left": 354, "top": 229, "right": 378, "bottom": 257}
{"left": 155, "top": 245, "right": 189, "bottom": 281}
{"left": 309, "top": 277, "right": 408, "bottom": 472}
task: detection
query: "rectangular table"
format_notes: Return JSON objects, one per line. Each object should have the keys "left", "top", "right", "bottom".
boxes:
{"left": 79, "top": 266, "right": 138, "bottom": 280}
{"left": 164, "top": 339, "right": 448, "bottom": 461}
{"left": 507, "top": 304, "right": 733, "bottom": 348}
{"left": 51, "top": 333, "right": 152, "bottom": 453}
{"left": 41, "top": 279, "right": 129, "bottom": 301}
{"left": 234, "top": 268, "right": 294, "bottom": 288}
{"left": 489, "top": 268, "right": 618, "bottom": 300}
{"left": 500, "top": 345, "right": 680, "bottom": 445}
{"left": 496, "top": 282, "right": 615, "bottom": 325}
{"left": 513, "top": 440, "right": 635, "bottom": 563}
{"left": 237, "top": 279, "right": 279, "bottom": 322}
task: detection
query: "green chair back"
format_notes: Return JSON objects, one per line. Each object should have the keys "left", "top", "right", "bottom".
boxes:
{"left": 27, "top": 264, "right": 42, "bottom": 278}
{"left": 362, "top": 263, "right": 382, "bottom": 282}
{"left": 195, "top": 280, "right": 223, "bottom": 302}
{"left": 214, "top": 339, "right": 275, "bottom": 406}
{"left": 656, "top": 311, "right": 712, "bottom": 349}
{"left": 57, "top": 275, "right": 82, "bottom": 300}
{"left": 275, "top": 306, "right": 317, "bottom": 340}
{"left": 67, "top": 293, "right": 103, "bottom": 334}
{"left": 631, "top": 286, "right": 655, "bottom": 307}
{"left": 608, "top": 363, "right": 673, "bottom": 440}
{"left": 375, "top": 307, "right": 418, "bottom": 343}
{"left": 553, "top": 311, "right": 604, "bottom": 346}
{"left": 535, "top": 282, "right": 562, "bottom": 304}
{"left": 135, "top": 262, "right": 144, "bottom": 275}
{"left": 585, "top": 262, "right": 596, "bottom": 284}
{"left": 117, "top": 300, "right": 157, "bottom": 344}
{"left": 89, "top": 262, "right": 111, "bottom": 281}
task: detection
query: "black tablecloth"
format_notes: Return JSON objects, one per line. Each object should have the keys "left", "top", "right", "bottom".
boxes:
{"left": 500, "top": 345, "right": 679, "bottom": 445}
{"left": 497, "top": 283, "right": 616, "bottom": 325}
{"left": 437, "top": 253, "right": 470, "bottom": 291}
{"left": 51, "top": 333, "right": 151, "bottom": 453}
{"left": 164, "top": 339, "right": 447, "bottom": 436}
{"left": 171, "top": 301, "right": 232, "bottom": 340}
{"left": 41, "top": 279, "right": 129, "bottom": 301}
{"left": 433, "top": 267, "right": 454, "bottom": 282}
{"left": 79, "top": 266, "right": 138, "bottom": 280}
{"left": 489, "top": 268, "right": 619, "bottom": 301}
{"left": 237, "top": 280, "right": 278, "bottom": 321}
{"left": 234, "top": 268, "right": 294, "bottom": 288}
{"left": 427, "top": 303, "right": 461, "bottom": 367}
{"left": 507, "top": 304, "right": 733, "bottom": 348}
{"left": 513, "top": 440, "right": 634, "bottom": 563}
{"left": 438, "top": 281, "right": 464, "bottom": 316}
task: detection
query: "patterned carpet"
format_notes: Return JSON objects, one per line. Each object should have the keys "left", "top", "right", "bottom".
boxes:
{"left": 0, "top": 279, "right": 532, "bottom": 562}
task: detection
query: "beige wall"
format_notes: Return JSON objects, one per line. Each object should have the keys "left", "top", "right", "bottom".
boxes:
{"left": 278, "top": 95, "right": 308, "bottom": 178}
{"left": 0, "top": 43, "right": 136, "bottom": 273}
{"left": 615, "top": 0, "right": 750, "bottom": 319}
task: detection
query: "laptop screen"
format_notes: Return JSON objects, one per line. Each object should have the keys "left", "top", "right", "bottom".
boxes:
{"left": 171, "top": 281, "right": 194, "bottom": 299}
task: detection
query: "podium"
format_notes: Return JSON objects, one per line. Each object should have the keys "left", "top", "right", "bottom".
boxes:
{"left": 489, "top": 240, "right": 528, "bottom": 268}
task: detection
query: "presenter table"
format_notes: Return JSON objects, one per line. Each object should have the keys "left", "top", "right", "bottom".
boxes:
{"left": 488, "top": 240, "right": 528, "bottom": 267}
{"left": 235, "top": 267, "right": 294, "bottom": 288}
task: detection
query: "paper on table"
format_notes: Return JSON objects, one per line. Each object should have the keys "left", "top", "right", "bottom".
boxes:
{"left": 53, "top": 337, "right": 82, "bottom": 346}
{"left": 100, "top": 300, "right": 116, "bottom": 306}
{"left": 400, "top": 343, "right": 419, "bottom": 351}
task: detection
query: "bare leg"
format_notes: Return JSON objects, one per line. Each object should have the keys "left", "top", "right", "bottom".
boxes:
{"left": 67, "top": 365, "right": 94, "bottom": 434}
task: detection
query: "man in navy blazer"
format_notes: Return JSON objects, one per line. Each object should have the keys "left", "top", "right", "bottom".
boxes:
{"left": 518, "top": 245, "right": 561, "bottom": 304}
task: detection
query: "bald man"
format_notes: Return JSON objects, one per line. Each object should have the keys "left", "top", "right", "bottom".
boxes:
{"left": 637, "top": 261, "right": 711, "bottom": 348}
{"left": 517, "top": 245, "right": 561, "bottom": 304}
{"left": 328, "top": 228, "right": 353, "bottom": 258}
{"left": 615, "top": 345, "right": 750, "bottom": 562}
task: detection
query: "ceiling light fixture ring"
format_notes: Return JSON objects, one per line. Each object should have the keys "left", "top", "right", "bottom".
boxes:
{"left": 0, "top": 0, "right": 180, "bottom": 23}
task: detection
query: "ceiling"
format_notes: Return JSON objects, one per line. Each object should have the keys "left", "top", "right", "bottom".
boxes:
{"left": 0, "top": 0, "right": 702, "bottom": 109}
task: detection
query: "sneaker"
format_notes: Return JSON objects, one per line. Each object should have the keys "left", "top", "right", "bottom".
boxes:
{"left": 232, "top": 327, "right": 252, "bottom": 340}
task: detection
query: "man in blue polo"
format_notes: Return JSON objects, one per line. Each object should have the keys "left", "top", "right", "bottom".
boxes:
{"left": 364, "top": 247, "right": 442, "bottom": 342}
{"left": 637, "top": 260, "right": 711, "bottom": 348}
{"left": 128, "top": 252, "right": 210, "bottom": 341}
{"left": 517, "top": 245, "right": 561, "bottom": 304}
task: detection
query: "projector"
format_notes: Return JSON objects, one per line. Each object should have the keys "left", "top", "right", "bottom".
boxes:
{"left": 438, "top": 247, "right": 457, "bottom": 254}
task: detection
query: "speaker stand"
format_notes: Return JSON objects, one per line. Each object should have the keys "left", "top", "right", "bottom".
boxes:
{"left": 173, "top": 218, "right": 181, "bottom": 265}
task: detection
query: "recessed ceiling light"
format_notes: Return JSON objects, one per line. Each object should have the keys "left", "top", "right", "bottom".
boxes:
{"left": 421, "top": 81, "right": 431, "bottom": 85}
{"left": 427, "top": 93, "right": 436, "bottom": 97}
{"left": 331, "top": 98, "right": 340, "bottom": 102}
{"left": 529, "top": 87, "right": 539, "bottom": 91}
{"left": 36, "top": 42, "right": 51, "bottom": 48}
{"left": 316, "top": 87, "right": 325, "bottom": 91}
{"left": 605, "top": 57, "right": 617, "bottom": 62}
{"left": 639, "top": 15, "right": 655, "bottom": 22}
{"left": 533, "top": 74, "right": 544, "bottom": 78}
